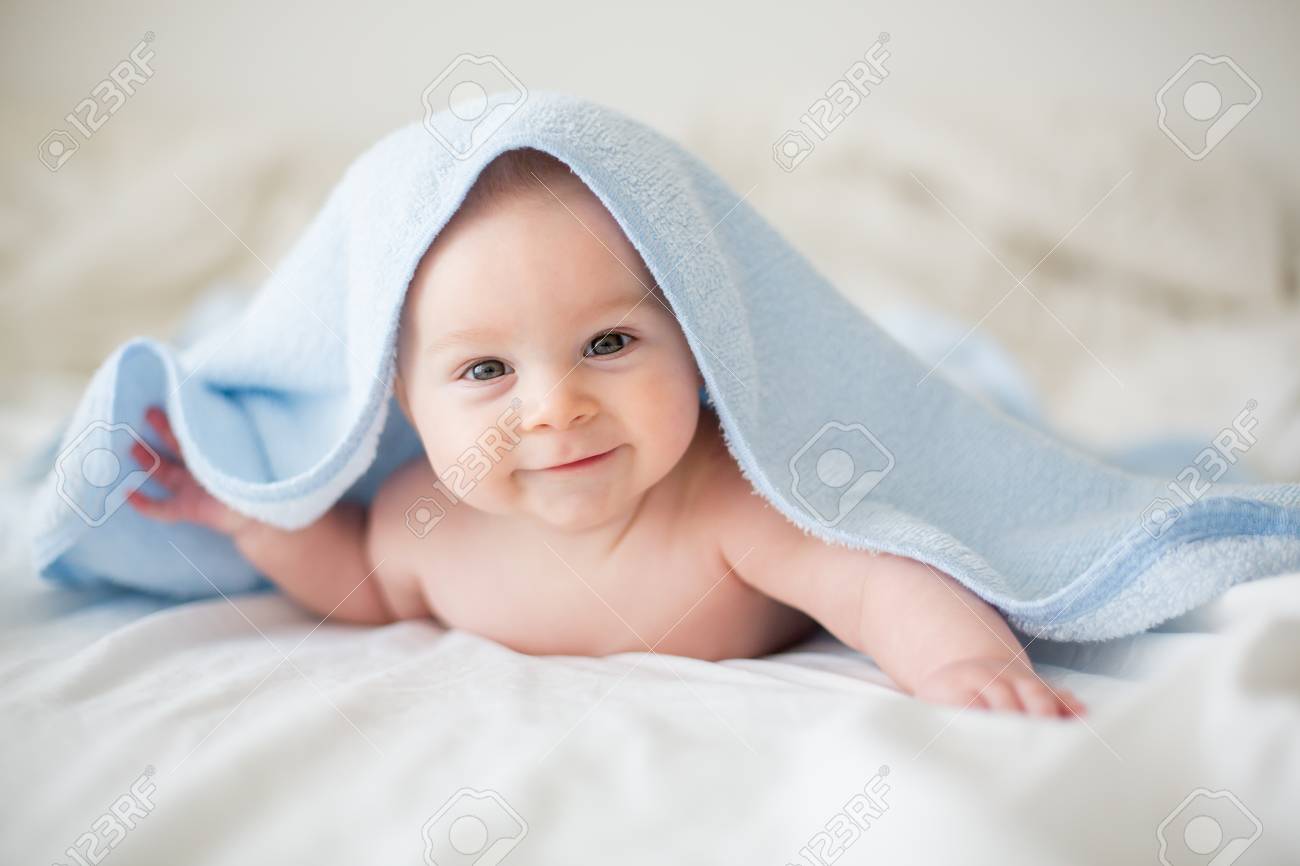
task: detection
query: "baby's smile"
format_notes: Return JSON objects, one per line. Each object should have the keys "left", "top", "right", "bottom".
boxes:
{"left": 527, "top": 445, "right": 622, "bottom": 472}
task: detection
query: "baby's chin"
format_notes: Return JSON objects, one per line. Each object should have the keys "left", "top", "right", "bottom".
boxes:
{"left": 466, "top": 465, "right": 663, "bottom": 535}
{"left": 519, "top": 482, "right": 648, "bottom": 534}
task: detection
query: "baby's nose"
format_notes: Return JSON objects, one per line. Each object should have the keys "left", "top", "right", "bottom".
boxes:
{"left": 519, "top": 373, "right": 597, "bottom": 431}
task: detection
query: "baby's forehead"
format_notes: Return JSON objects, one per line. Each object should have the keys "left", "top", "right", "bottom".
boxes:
{"left": 401, "top": 146, "right": 669, "bottom": 326}
{"left": 419, "top": 269, "right": 651, "bottom": 322}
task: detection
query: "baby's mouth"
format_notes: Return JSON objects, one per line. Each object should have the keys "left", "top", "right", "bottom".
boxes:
{"left": 537, "top": 446, "right": 620, "bottom": 472}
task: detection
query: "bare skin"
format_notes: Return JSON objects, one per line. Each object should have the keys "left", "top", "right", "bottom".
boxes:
{"left": 128, "top": 161, "right": 1085, "bottom": 719}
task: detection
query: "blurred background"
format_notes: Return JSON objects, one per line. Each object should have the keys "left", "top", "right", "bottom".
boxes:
{"left": 3, "top": 0, "right": 1298, "bottom": 478}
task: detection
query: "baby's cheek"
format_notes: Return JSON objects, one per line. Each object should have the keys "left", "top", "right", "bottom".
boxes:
{"left": 637, "top": 369, "right": 699, "bottom": 423}
{"left": 627, "top": 376, "right": 699, "bottom": 461}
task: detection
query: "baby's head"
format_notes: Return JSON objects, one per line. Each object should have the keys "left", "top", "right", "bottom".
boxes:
{"left": 395, "top": 148, "right": 705, "bottom": 533}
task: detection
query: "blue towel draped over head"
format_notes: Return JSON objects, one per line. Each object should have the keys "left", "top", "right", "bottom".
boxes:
{"left": 28, "top": 92, "right": 1300, "bottom": 641}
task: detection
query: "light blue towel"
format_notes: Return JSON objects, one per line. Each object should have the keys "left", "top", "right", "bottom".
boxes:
{"left": 28, "top": 92, "right": 1300, "bottom": 641}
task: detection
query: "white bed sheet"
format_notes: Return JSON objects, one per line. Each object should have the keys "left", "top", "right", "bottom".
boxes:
{"left": 2, "top": 478, "right": 1298, "bottom": 865}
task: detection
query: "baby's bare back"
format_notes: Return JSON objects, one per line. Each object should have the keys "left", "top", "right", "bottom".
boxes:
{"left": 372, "top": 417, "right": 816, "bottom": 660}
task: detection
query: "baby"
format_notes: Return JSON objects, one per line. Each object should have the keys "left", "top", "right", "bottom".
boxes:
{"left": 128, "top": 148, "right": 1084, "bottom": 719}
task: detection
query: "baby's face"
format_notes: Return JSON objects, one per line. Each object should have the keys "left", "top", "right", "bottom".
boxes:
{"left": 396, "top": 171, "right": 704, "bottom": 534}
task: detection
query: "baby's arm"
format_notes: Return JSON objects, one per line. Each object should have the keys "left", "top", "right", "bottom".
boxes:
{"left": 713, "top": 477, "right": 1084, "bottom": 717}
{"left": 834, "top": 552, "right": 1085, "bottom": 716}
{"left": 126, "top": 406, "right": 405, "bottom": 625}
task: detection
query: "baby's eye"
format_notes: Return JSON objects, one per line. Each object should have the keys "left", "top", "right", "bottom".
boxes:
{"left": 585, "top": 331, "right": 633, "bottom": 357}
{"left": 462, "top": 359, "right": 513, "bottom": 381}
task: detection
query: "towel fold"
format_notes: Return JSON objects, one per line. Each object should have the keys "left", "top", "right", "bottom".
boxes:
{"left": 28, "top": 92, "right": 1300, "bottom": 640}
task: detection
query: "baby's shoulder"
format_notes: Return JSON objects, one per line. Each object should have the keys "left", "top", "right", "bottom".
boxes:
{"left": 361, "top": 458, "right": 454, "bottom": 619}
{"left": 367, "top": 458, "right": 460, "bottom": 576}
{"left": 686, "top": 421, "right": 816, "bottom": 569}
{"left": 371, "top": 457, "right": 436, "bottom": 524}
{"left": 684, "top": 420, "right": 776, "bottom": 533}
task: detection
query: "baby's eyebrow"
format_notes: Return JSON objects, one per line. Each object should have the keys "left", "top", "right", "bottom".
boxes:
{"left": 423, "top": 293, "right": 654, "bottom": 356}
{"left": 423, "top": 326, "right": 502, "bottom": 356}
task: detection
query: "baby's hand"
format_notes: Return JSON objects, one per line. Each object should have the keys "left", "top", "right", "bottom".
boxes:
{"left": 126, "top": 406, "right": 253, "bottom": 536}
{"left": 913, "top": 658, "right": 1086, "bottom": 719}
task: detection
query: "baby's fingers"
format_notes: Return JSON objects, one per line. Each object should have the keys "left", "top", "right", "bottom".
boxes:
{"left": 144, "top": 406, "right": 183, "bottom": 459}
{"left": 1014, "top": 677, "right": 1087, "bottom": 719}
{"left": 1012, "top": 677, "right": 1062, "bottom": 718}
{"left": 126, "top": 488, "right": 173, "bottom": 522}
{"left": 131, "top": 442, "right": 191, "bottom": 494}
{"left": 976, "top": 677, "right": 1024, "bottom": 713}
{"left": 1056, "top": 688, "right": 1088, "bottom": 719}
{"left": 126, "top": 442, "right": 196, "bottom": 525}
{"left": 127, "top": 441, "right": 250, "bottom": 535}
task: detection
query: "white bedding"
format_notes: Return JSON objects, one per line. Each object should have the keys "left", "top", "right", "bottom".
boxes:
{"left": 2, "top": 476, "right": 1297, "bottom": 865}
